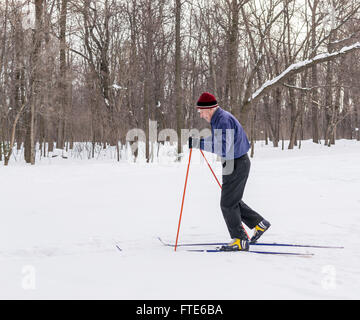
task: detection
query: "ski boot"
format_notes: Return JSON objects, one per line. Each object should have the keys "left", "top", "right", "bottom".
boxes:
{"left": 250, "top": 219, "right": 271, "bottom": 243}
{"left": 220, "top": 238, "right": 249, "bottom": 251}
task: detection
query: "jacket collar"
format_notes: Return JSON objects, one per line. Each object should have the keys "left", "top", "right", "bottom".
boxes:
{"left": 210, "top": 107, "right": 221, "bottom": 125}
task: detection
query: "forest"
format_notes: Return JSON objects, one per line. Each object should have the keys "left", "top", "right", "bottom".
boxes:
{"left": 1, "top": 0, "right": 360, "bottom": 165}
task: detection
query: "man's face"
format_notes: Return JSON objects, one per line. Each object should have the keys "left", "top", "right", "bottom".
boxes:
{"left": 198, "top": 108, "right": 213, "bottom": 123}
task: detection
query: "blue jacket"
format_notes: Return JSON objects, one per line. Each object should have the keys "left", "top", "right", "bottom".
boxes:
{"left": 200, "top": 107, "right": 250, "bottom": 160}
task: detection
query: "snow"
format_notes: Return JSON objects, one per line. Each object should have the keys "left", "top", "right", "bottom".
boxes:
{"left": 112, "top": 84, "right": 125, "bottom": 90}
{"left": 1, "top": 140, "right": 360, "bottom": 299}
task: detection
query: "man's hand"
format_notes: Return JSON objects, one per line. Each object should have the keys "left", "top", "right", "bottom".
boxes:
{"left": 188, "top": 136, "right": 201, "bottom": 149}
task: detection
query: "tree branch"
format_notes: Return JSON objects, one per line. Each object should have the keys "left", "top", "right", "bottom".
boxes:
{"left": 248, "top": 42, "right": 360, "bottom": 105}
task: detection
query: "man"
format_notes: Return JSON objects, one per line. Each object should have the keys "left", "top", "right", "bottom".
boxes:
{"left": 189, "top": 92, "right": 271, "bottom": 251}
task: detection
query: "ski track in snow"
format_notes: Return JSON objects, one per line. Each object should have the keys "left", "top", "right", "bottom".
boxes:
{"left": 0, "top": 140, "right": 359, "bottom": 299}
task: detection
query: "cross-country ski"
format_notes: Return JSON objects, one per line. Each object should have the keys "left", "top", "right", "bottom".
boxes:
{"left": 186, "top": 248, "right": 314, "bottom": 257}
{"left": 158, "top": 237, "right": 344, "bottom": 250}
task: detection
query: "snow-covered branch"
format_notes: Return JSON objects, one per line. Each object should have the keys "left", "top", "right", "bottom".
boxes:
{"left": 248, "top": 42, "right": 360, "bottom": 104}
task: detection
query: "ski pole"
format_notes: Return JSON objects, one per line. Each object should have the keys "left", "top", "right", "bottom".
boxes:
{"left": 174, "top": 148, "right": 192, "bottom": 251}
{"left": 199, "top": 149, "right": 250, "bottom": 240}
{"left": 199, "top": 149, "right": 222, "bottom": 188}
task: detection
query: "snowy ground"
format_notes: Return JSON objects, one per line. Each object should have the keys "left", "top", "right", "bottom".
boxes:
{"left": 0, "top": 140, "right": 360, "bottom": 300}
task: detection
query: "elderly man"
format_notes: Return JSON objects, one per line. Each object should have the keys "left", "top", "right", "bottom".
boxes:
{"left": 189, "top": 92, "right": 271, "bottom": 251}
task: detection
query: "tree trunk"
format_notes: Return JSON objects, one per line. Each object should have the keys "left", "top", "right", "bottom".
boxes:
{"left": 175, "top": 0, "right": 182, "bottom": 157}
{"left": 288, "top": 72, "right": 309, "bottom": 149}
{"left": 25, "top": 0, "right": 43, "bottom": 164}
{"left": 287, "top": 76, "right": 297, "bottom": 149}
{"left": 310, "top": 0, "right": 320, "bottom": 144}
{"left": 273, "top": 88, "right": 282, "bottom": 147}
{"left": 144, "top": 76, "right": 150, "bottom": 162}
{"left": 225, "top": 0, "right": 239, "bottom": 116}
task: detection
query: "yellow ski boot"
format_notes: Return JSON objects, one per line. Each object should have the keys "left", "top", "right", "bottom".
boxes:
{"left": 220, "top": 238, "right": 249, "bottom": 251}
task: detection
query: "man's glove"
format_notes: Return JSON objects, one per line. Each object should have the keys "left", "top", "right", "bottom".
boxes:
{"left": 188, "top": 136, "right": 201, "bottom": 149}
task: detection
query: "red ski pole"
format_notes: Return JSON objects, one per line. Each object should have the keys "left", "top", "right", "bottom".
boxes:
{"left": 174, "top": 148, "right": 192, "bottom": 251}
{"left": 200, "top": 149, "right": 222, "bottom": 189}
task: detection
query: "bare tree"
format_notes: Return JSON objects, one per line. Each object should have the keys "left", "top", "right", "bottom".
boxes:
{"left": 175, "top": 0, "right": 182, "bottom": 157}
{"left": 2, "top": 0, "right": 360, "bottom": 166}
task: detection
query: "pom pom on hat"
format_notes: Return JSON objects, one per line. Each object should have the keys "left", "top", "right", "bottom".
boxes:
{"left": 196, "top": 92, "right": 218, "bottom": 109}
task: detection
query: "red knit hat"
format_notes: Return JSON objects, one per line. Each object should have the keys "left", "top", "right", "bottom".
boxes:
{"left": 196, "top": 92, "right": 218, "bottom": 109}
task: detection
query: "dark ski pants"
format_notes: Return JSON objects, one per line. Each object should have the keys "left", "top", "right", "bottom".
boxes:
{"left": 221, "top": 153, "right": 263, "bottom": 240}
